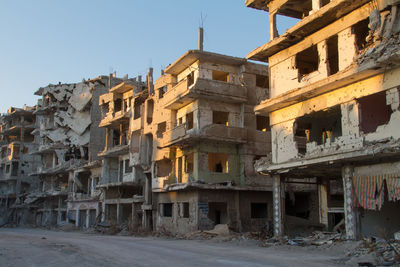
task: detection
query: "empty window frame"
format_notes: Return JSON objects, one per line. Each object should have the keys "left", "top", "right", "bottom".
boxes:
{"left": 208, "top": 153, "right": 228, "bottom": 173}
{"left": 157, "top": 122, "right": 167, "bottom": 138}
{"left": 358, "top": 91, "right": 392, "bottom": 134}
{"left": 125, "top": 159, "right": 132, "bottom": 174}
{"left": 352, "top": 18, "right": 370, "bottom": 52}
{"left": 181, "top": 202, "right": 189, "bottom": 218}
{"left": 186, "top": 112, "right": 194, "bottom": 129}
{"left": 187, "top": 71, "right": 195, "bottom": 86}
{"left": 158, "top": 86, "right": 167, "bottom": 99}
{"left": 11, "top": 162, "right": 18, "bottom": 176}
{"left": 326, "top": 35, "right": 339, "bottom": 76}
{"left": 185, "top": 153, "right": 194, "bottom": 174}
{"left": 256, "top": 75, "right": 269, "bottom": 88}
{"left": 256, "top": 115, "right": 270, "bottom": 131}
{"left": 296, "top": 45, "right": 319, "bottom": 78}
{"left": 161, "top": 203, "right": 173, "bottom": 217}
{"left": 212, "top": 70, "right": 229, "bottom": 82}
{"left": 294, "top": 105, "right": 342, "bottom": 146}
{"left": 146, "top": 99, "right": 154, "bottom": 124}
{"left": 114, "top": 98, "right": 122, "bottom": 112}
{"left": 177, "top": 156, "right": 183, "bottom": 183}
{"left": 133, "top": 99, "right": 141, "bottom": 119}
{"left": 251, "top": 203, "right": 268, "bottom": 219}
{"left": 212, "top": 111, "right": 229, "bottom": 126}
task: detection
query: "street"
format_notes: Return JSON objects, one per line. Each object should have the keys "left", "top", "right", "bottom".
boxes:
{"left": 0, "top": 228, "right": 351, "bottom": 267}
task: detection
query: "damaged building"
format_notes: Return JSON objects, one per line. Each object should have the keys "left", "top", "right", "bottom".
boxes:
{"left": 0, "top": 106, "right": 40, "bottom": 225}
{"left": 97, "top": 75, "right": 148, "bottom": 228}
{"left": 147, "top": 46, "right": 271, "bottom": 235}
{"left": 28, "top": 74, "right": 124, "bottom": 227}
{"left": 247, "top": 0, "right": 400, "bottom": 238}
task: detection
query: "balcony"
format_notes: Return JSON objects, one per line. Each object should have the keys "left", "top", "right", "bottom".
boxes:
{"left": 161, "top": 78, "right": 247, "bottom": 110}
{"left": 99, "top": 110, "right": 130, "bottom": 128}
{"left": 98, "top": 144, "right": 129, "bottom": 158}
{"left": 161, "top": 123, "right": 248, "bottom": 147}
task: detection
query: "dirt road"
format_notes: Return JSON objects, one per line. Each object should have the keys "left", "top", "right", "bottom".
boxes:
{"left": 0, "top": 228, "right": 351, "bottom": 267}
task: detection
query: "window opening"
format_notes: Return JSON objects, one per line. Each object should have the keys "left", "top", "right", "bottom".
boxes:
{"left": 294, "top": 105, "right": 342, "bottom": 147}
{"left": 208, "top": 153, "right": 228, "bottom": 173}
{"left": 185, "top": 153, "right": 194, "bottom": 174}
{"left": 161, "top": 203, "right": 173, "bottom": 217}
{"left": 256, "top": 75, "right": 269, "bottom": 88}
{"left": 125, "top": 159, "right": 132, "bottom": 173}
{"left": 212, "top": 70, "right": 229, "bottom": 82}
{"left": 114, "top": 98, "right": 122, "bottom": 113}
{"left": 181, "top": 202, "right": 189, "bottom": 218}
{"left": 251, "top": 203, "right": 268, "bottom": 218}
{"left": 358, "top": 91, "right": 392, "bottom": 134}
{"left": 326, "top": 35, "right": 339, "bottom": 76}
{"left": 256, "top": 115, "right": 270, "bottom": 131}
{"left": 157, "top": 122, "right": 167, "bottom": 138}
{"left": 186, "top": 112, "right": 194, "bottom": 129}
{"left": 146, "top": 99, "right": 154, "bottom": 124}
{"left": 296, "top": 45, "right": 319, "bottom": 79}
{"left": 212, "top": 111, "right": 229, "bottom": 126}
{"left": 352, "top": 18, "right": 370, "bottom": 52}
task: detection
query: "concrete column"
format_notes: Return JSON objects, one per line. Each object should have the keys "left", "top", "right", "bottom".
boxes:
{"left": 318, "top": 183, "right": 329, "bottom": 230}
{"left": 342, "top": 165, "right": 359, "bottom": 240}
{"left": 86, "top": 209, "right": 90, "bottom": 228}
{"left": 269, "top": 11, "right": 279, "bottom": 40}
{"left": 105, "top": 128, "right": 109, "bottom": 149}
{"left": 119, "top": 123, "right": 123, "bottom": 145}
{"left": 239, "top": 104, "right": 245, "bottom": 128}
{"left": 117, "top": 203, "right": 121, "bottom": 224}
{"left": 75, "top": 209, "right": 79, "bottom": 227}
{"left": 312, "top": 0, "right": 321, "bottom": 12}
{"left": 272, "top": 174, "right": 284, "bottom": 236}
{"left": 101, "top": 201, "right": 106, "bottom": 222}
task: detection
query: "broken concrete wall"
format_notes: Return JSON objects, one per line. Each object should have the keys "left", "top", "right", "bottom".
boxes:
{"left": 269, "top": 66, "right": 400, "bottom": 164}
{"left": 155, "top": 191, "right": 199, "bottom": 235}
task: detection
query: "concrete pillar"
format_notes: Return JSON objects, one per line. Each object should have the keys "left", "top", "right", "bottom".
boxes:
{"left": 75, "top": 209, "right": 79, "bottom": 227}
{"left": 86, "top": 209, "right": 90, "bottom": 228}
{"left": 101, "top": 201, "right": 106, "bottom": 222}
{"left": 272, "top": 174, "right": 284, "bottom": 236}
{"left": 269, "top": 11, "right": 279, "bottom": 40}
{"left": 239, "top": 104, "right": 245, "bottom": 128}
{"left": 117, "top": 203, "right": 121, "bottom": 224}
{"left": 318, "top": 183, "right": 329, "bottom": 230}
{"left": 342, "top": 165, "right": 359, "bottom": 240}
{"left": 105, "top": 128, "right": 109, "bottom": 149}
{"left": 312, "top": 0, "right": 321, "bottom": 12}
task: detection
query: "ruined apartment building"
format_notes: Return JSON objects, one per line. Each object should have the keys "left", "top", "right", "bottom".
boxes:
{"left": 147, "top": 49, "right": 271, "bottom": 234}
{"left": 0, "top": 106, "right": 40, "bottom": 225}
{"left": 97, "top": 75, "right": 148, "bottom": 228}
{"left": 28, "top": 75, "right": 124, "bottom": 227}
{"left": 247, "top": 0, "right": 400, "bottom": 239}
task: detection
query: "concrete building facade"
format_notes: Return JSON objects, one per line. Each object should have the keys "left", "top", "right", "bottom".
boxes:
{"left": 0, "top": 106, "right": 40, "bottom": 225}
{"left": 247, "top": 0, "right": 400, "bottom": 238}
{"left": 146, "top": 50, "right": 271, "bottom": 235}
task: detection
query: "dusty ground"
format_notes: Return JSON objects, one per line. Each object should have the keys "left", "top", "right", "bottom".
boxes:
{"left": 0, "top": 228, "right": 368, "bottom": 267}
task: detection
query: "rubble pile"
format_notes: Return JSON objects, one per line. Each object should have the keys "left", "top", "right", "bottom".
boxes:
{"left": 348, "top": 237, "right": 400, "bottom": 266}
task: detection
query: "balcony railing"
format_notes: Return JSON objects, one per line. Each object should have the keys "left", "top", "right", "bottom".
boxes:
{"left": 161, "top": 78, "right": 247, "bottom": 109}
{"left": 160, "top": 123, "right": 248, "bottom": 147}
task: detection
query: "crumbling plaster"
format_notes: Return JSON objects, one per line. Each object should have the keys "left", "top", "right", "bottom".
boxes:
{"left": 269, "top": 67, "right": 400, "bottom": 164}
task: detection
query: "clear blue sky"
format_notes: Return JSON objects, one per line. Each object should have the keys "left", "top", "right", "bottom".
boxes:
{"left": 0, "top": 0, "right": 295, "bottom": 114}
